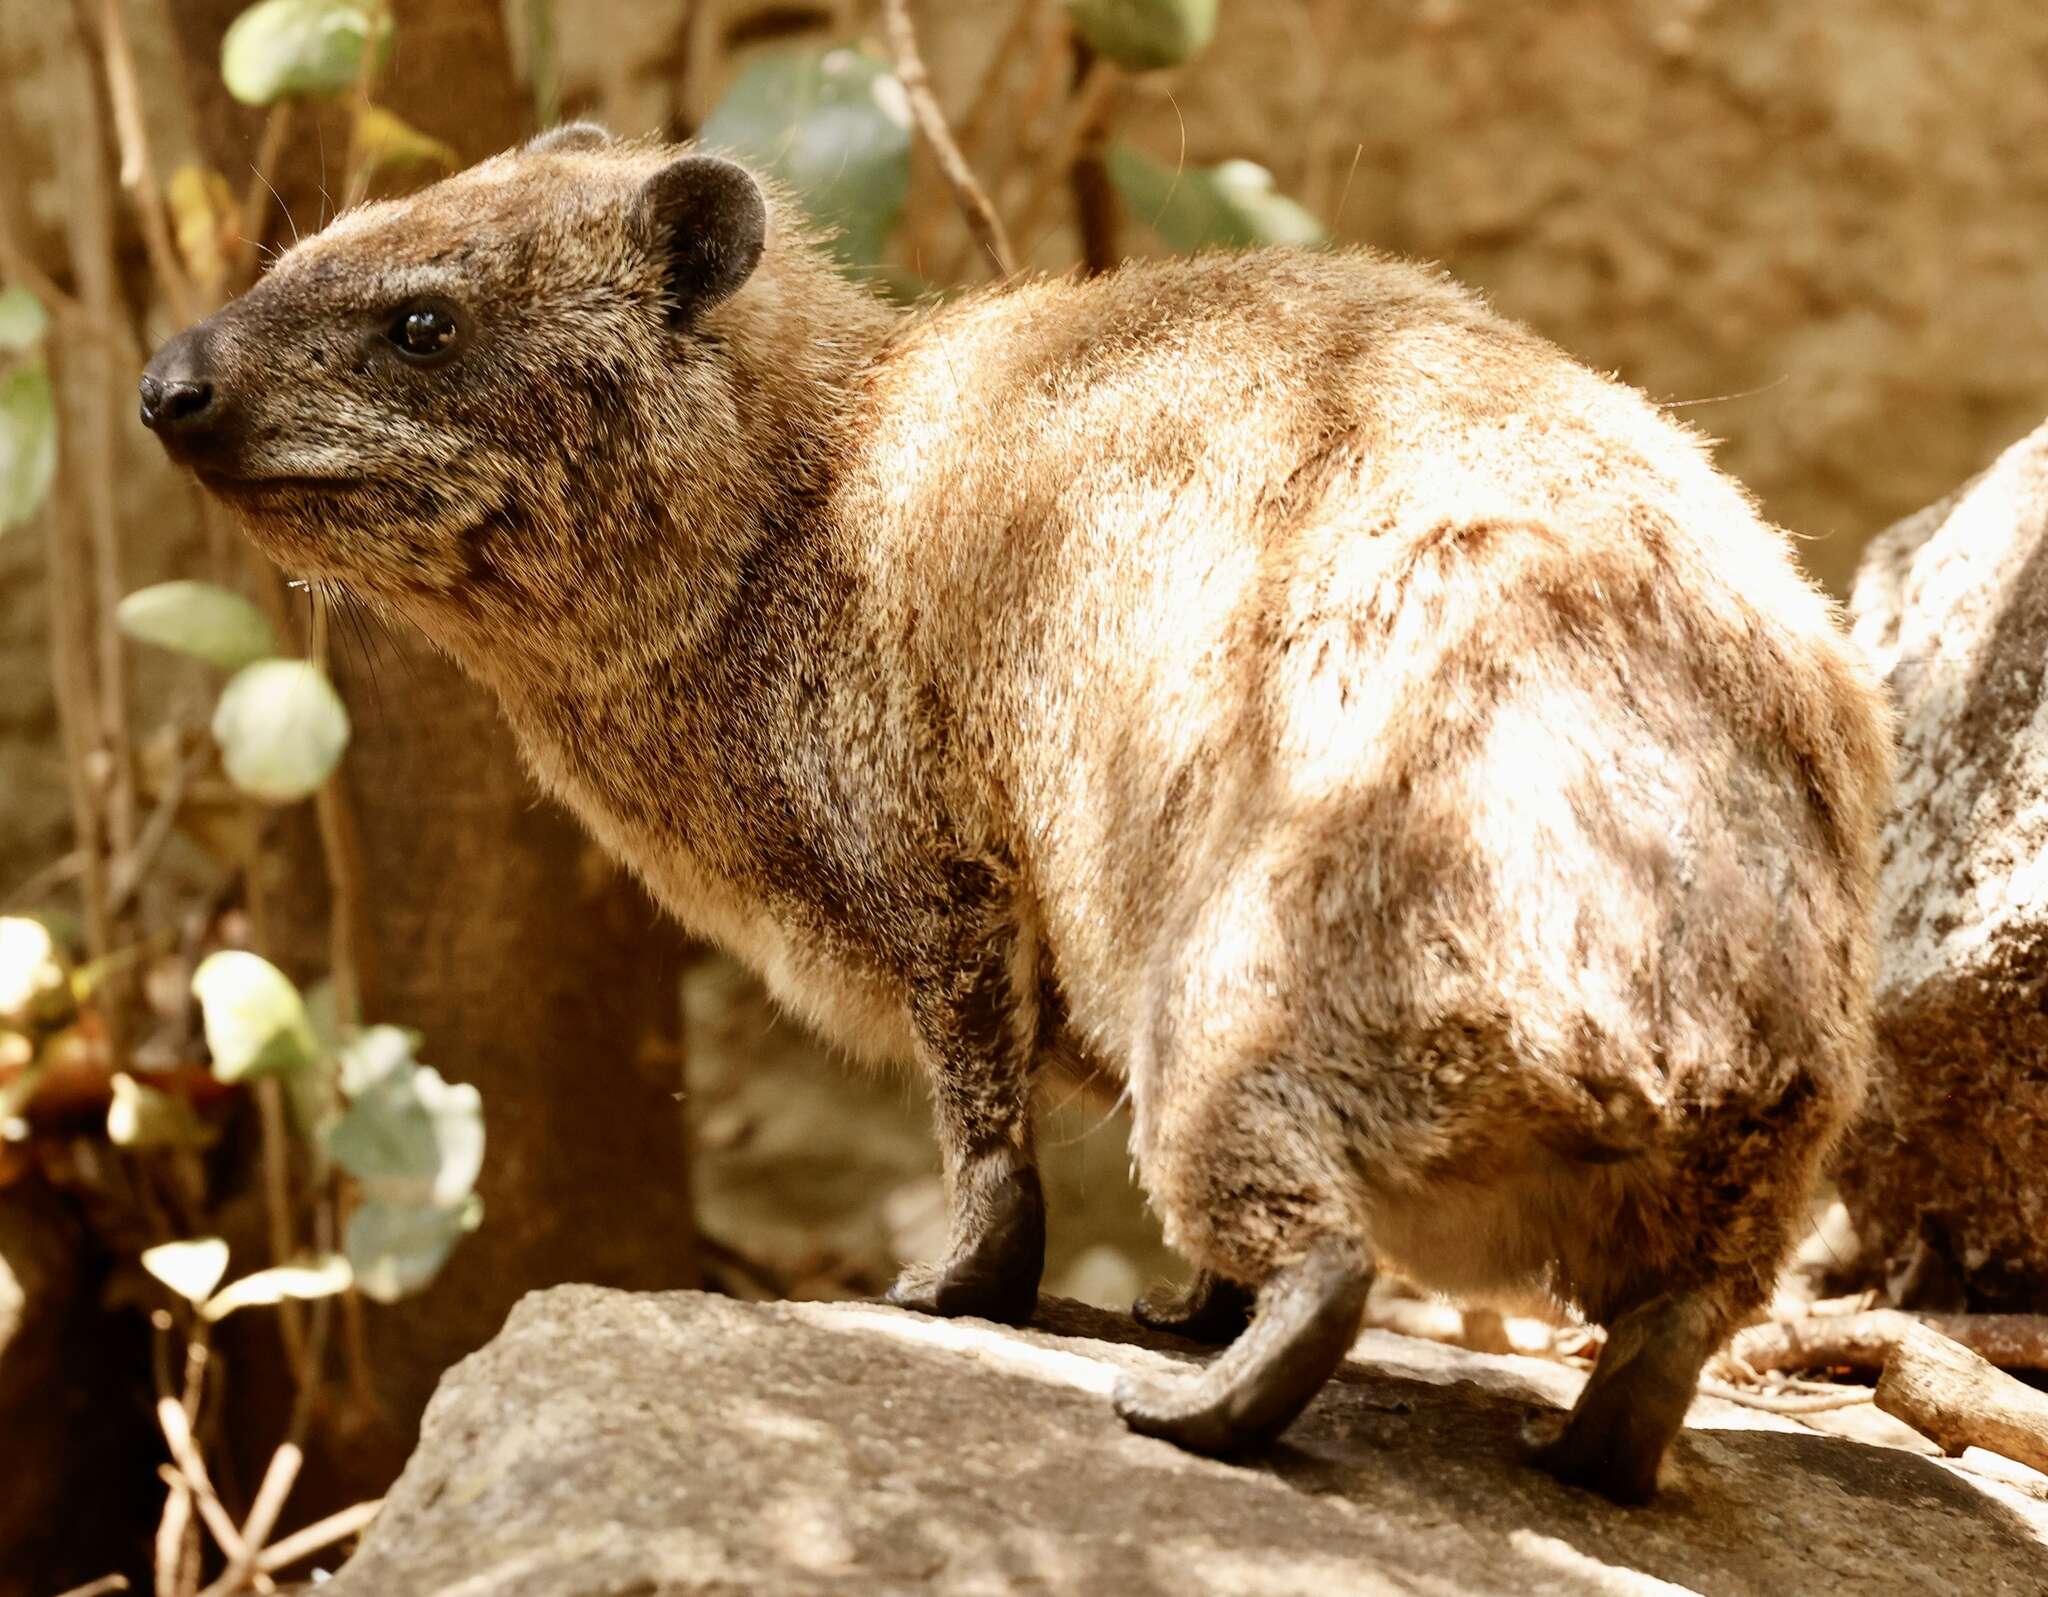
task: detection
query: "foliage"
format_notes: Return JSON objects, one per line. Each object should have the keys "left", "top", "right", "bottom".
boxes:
{"left": 701, "top": 46, "right": 912, "bottom": 270}
{"left": 1067, "top": 0, "right": 1219, "bottom": 72}
{"left": 1107, "top": 146, "right": 1327, "bottom": 251}
{"left": 210, "top": 658, "right": 352, "bottom": 802}
{"left": 116, "top": 581, "right": 278, "bottom": 671}
{"left": 0, "top": 298, "right": 55, "bottom": 533}
{"left": 221, "top": 0, "right": 393, "bottom": 105}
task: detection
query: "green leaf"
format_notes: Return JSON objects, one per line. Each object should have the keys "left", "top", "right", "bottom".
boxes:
{"left": 327, "top": 1057, "right": 483, "bottom": 1208}
{"left": 1067, "top": 0, "right": 1218, "bottom": 72}
{"left": 336, "top": 1023, "right": 419, "bottom": 1095}
{"left": 700, "top": 46, "right": 911, "bottom": 270}
{"left": 117, "top": 581, "right": 279, "bottom": 671}
{"left": 143, "top": 1237, "right": 231, "bottom": 1304}
{"left": 191, "top": 949, "right": 318, "bottom": 1082}
{"left": 345, "top": 1195, "right": 479, "bottom": 1302}
{"left": 221, "top": 0, "right": 394, "bottom": 106}
{"left": 0, "top": 359, "right": 56, "bottom": 533}
{"left": 0, "top": 287, "right": 47, "bottom": 353}
{"left": 202, "top": 1254, "right": 352, "bottom": 1320}
{"left": 108, "top": 1073, "right": 218, "bottom": 1150}
{"left": 352, "top": 105, "right": 459, "bottom": 182}
{"left": 1107, "top": 146, "right": 1326, "bottom": 252}
{"left": 212, "top": 659, "right": 351, "bottom": 802}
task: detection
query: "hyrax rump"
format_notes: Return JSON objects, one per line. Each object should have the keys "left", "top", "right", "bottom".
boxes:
{"left": 141, "top": 128, "right": 1891, "bottom": 1503}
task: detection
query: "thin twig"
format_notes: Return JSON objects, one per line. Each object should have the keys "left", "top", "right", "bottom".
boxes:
{"left": 197, "top": 1443, "right": 302, "bottom": 1597}
{"left": 51, "top": 1577, "right": 131, "bottom": 1597}
{"left": 155, "top": 1408, "right": 252, "bottom": 1565}
{"left": 1008, "top": 57, "right": 1120, "bottom": 260}
{"left": 953, "top": 0, "right": 1047, "bottom": 166}
{"left": 308, "top": 593, "right": 368, "bottom": 1027}
{"left": 79, "top": 0, "right": 198, "bottom": 323}
{"left": 881, "top": 0, "right": 1017, "bottom": 279}
{"left": 255, "top": 1078, "right": 309, "bottom": 1373}
{"left": 251, "top": 1499, "right": 381, "bottom": 1576}
{"left": 109, "top": 736, "right": 212, "bottom": 914}
{"left": 1698, "top": 1376, "right": 1875, "bottom": 1415}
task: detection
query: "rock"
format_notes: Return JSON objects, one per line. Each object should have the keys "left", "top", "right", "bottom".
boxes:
{"left": 1843, "top": 419, "right": 2048, "bottom": 1307}
{"left": 321, "top": 1287, "right": 2048, "bottom": 1597}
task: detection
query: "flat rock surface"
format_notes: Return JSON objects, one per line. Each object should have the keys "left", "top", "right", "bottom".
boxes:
{"left": 322, "top": 1287, "right": 2048, "bottom": 1597}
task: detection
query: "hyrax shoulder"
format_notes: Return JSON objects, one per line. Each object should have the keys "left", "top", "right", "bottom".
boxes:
{"left": 144, "top": 133, "right": 1892, "bottom": 1503}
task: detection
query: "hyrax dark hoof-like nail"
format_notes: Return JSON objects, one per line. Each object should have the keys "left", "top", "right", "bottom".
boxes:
{"left": 1132, "top": 1272, "right": 1255, "bottom": 1344}
{"left": 885, "top": 1259, "right": 1037, "bottom": 1325}
{"left": 1112, "top": 1372, "right": 1245, "bottom": 1456}
{"left": 1526, "top": 1427, "right": 1661, "bottom": 1507}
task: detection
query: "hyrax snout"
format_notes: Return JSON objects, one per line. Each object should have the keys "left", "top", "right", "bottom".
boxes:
{"left": 143, "top": 126, "right": 1892, "bottom": 1504}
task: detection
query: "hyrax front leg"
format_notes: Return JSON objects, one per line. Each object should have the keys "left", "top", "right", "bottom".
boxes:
{"left": 885, "top": 899, "right": 1045, "bottom": 1326}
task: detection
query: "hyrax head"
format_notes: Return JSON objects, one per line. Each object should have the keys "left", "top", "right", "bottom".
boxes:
{"left": 138, "top": 126, "right": 767, "bottom": 599}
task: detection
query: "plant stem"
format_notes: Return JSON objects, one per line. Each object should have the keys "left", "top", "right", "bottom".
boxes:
{"left": 882, "top": 0, "right": 1018, "bottom": 279}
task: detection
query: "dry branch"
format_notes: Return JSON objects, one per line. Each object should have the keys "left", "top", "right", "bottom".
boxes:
{"left": 881, "top": 0, "right": 1018, "bottom": 278}
{"left": 1875, "top": 1323, "right": 2048, "bottom": 1473}
{"left": 1730, "top": 1309, "right": 2048, "bottom": 1374}
{"left": 79, "top": 0, "right": 198, "bottom": 322}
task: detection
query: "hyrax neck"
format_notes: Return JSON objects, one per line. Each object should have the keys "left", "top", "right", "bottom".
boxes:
{"left": 409, "top": 256, "right": 931, "bottom": 982}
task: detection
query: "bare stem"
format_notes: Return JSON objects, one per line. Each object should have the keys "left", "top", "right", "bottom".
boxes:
{"left": 79, "top": 0, "right": 198, "bottom": 323}
{"left": 882, "top": 0, "right": 1018, "bottom": 278}
{"left": 232, "top": 104, "right": 295, "bottom": 288}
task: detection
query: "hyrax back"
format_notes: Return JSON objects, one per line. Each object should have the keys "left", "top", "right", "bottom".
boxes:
{"left": 141, "top": 131, "right": 1892, "bottom": 1504}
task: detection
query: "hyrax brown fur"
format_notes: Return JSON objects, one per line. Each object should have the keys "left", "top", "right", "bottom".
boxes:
{"left": 141, "top": 127, "right": 1892, "bottom": 1503}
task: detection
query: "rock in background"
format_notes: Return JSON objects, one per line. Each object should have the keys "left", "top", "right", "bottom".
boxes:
{"left": 1844, "top": 419, "right": 2048, "bottom": 1308}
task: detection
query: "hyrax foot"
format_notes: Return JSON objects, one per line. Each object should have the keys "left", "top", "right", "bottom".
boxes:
{"left": 1132, "top": 1270, "right": 1256, "bottom": 1344}
{"left": 1527, "top": 1290, "right": 1727, "bottom": 1507}
{"left": 886, "top": 1156, "right": 1045, "bottom": 1325}
{"left": 1114, "top": 1238, "right": 1372, "bottom": 1455}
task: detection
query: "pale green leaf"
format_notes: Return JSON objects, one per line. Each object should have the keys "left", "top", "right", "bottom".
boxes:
{"left": 201, "top": 1254, "right": 352, "bottom": 1320}
{"left": 117, "top": 581, "right": 279, "bottom": 671}
{"left": 143, "top": 1237, "right": 231, "bottom": 1304}
{"left": 108, "top": 1072, "right": 218, "bottom": 1150}
{"left": 326, "top": 1058, "right": 483, "bottom": 1208}
{"left": 0, "top": 360, "right": 56, "bottom": 533}
{"left": 353, "top": 104, "right": 459, "bottom": 181}
{"left": 1107, "top": 146, "right": 1326, "bottom": 252}
{"left": 0, "top": 287, "right": 47, "bottom": 353}
{"left": 336, "top": 1023, "right": 419, "bottom": 1095}
{"left": 221, "top": 0, "right": 394, "bottom": 106}
{"left": 700, "top": 46, "right": 910, "bottom": 270}
{"left": 1067, "top": 0, "right": 1218, "bottom": 72}
{"left": 345, "top": 1195, "right": 479, "bottom": 1303}
{"left": 191, "top": 949, "right": 318, "bottom": 1082}
{"left": 212, "top": 659, "right": 350, "bottom": 803}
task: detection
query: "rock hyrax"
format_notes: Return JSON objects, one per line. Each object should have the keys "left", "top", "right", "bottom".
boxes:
{"left": 140, "top": 127, "right": 1892, "bottom": 1503}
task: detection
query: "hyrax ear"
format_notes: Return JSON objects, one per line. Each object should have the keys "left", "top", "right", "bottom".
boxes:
{"left": 526, "top": 121, "right": 614, "bottom": 156}
{"left": 637, "top": 154, "right": 767, "bottom": 329}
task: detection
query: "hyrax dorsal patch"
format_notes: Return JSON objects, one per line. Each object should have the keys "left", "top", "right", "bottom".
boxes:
{"left": 141, "top": 134, "right": 1892, "bottom": 1504}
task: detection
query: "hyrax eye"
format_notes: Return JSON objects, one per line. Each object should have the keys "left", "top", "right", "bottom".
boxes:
{"left": 388, "top": 303, "right": 460, "bottom": 362}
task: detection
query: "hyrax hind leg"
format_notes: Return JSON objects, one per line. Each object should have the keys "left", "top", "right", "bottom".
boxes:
{"left": 885, "top": 889, "right": 1046, "bottom": 1326}
{"left": 1116, "top": 1058, "right": 1375, "bottom": 1453}
{"left": 1527, "top": 1288, "right": 1735, "bottom": 1505}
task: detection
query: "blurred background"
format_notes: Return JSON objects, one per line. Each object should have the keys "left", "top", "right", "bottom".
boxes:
{"left": 0, "top": 1, "right": 2044, "bottom": 1593}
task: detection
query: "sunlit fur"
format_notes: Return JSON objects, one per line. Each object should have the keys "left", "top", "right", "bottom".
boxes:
{"left": 176, "top": 134, "right": 1892, "bottom": 1482}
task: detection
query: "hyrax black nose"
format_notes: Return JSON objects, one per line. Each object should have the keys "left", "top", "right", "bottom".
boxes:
{"left": 139, "top": 328, "right": 222, "bottom": 447}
